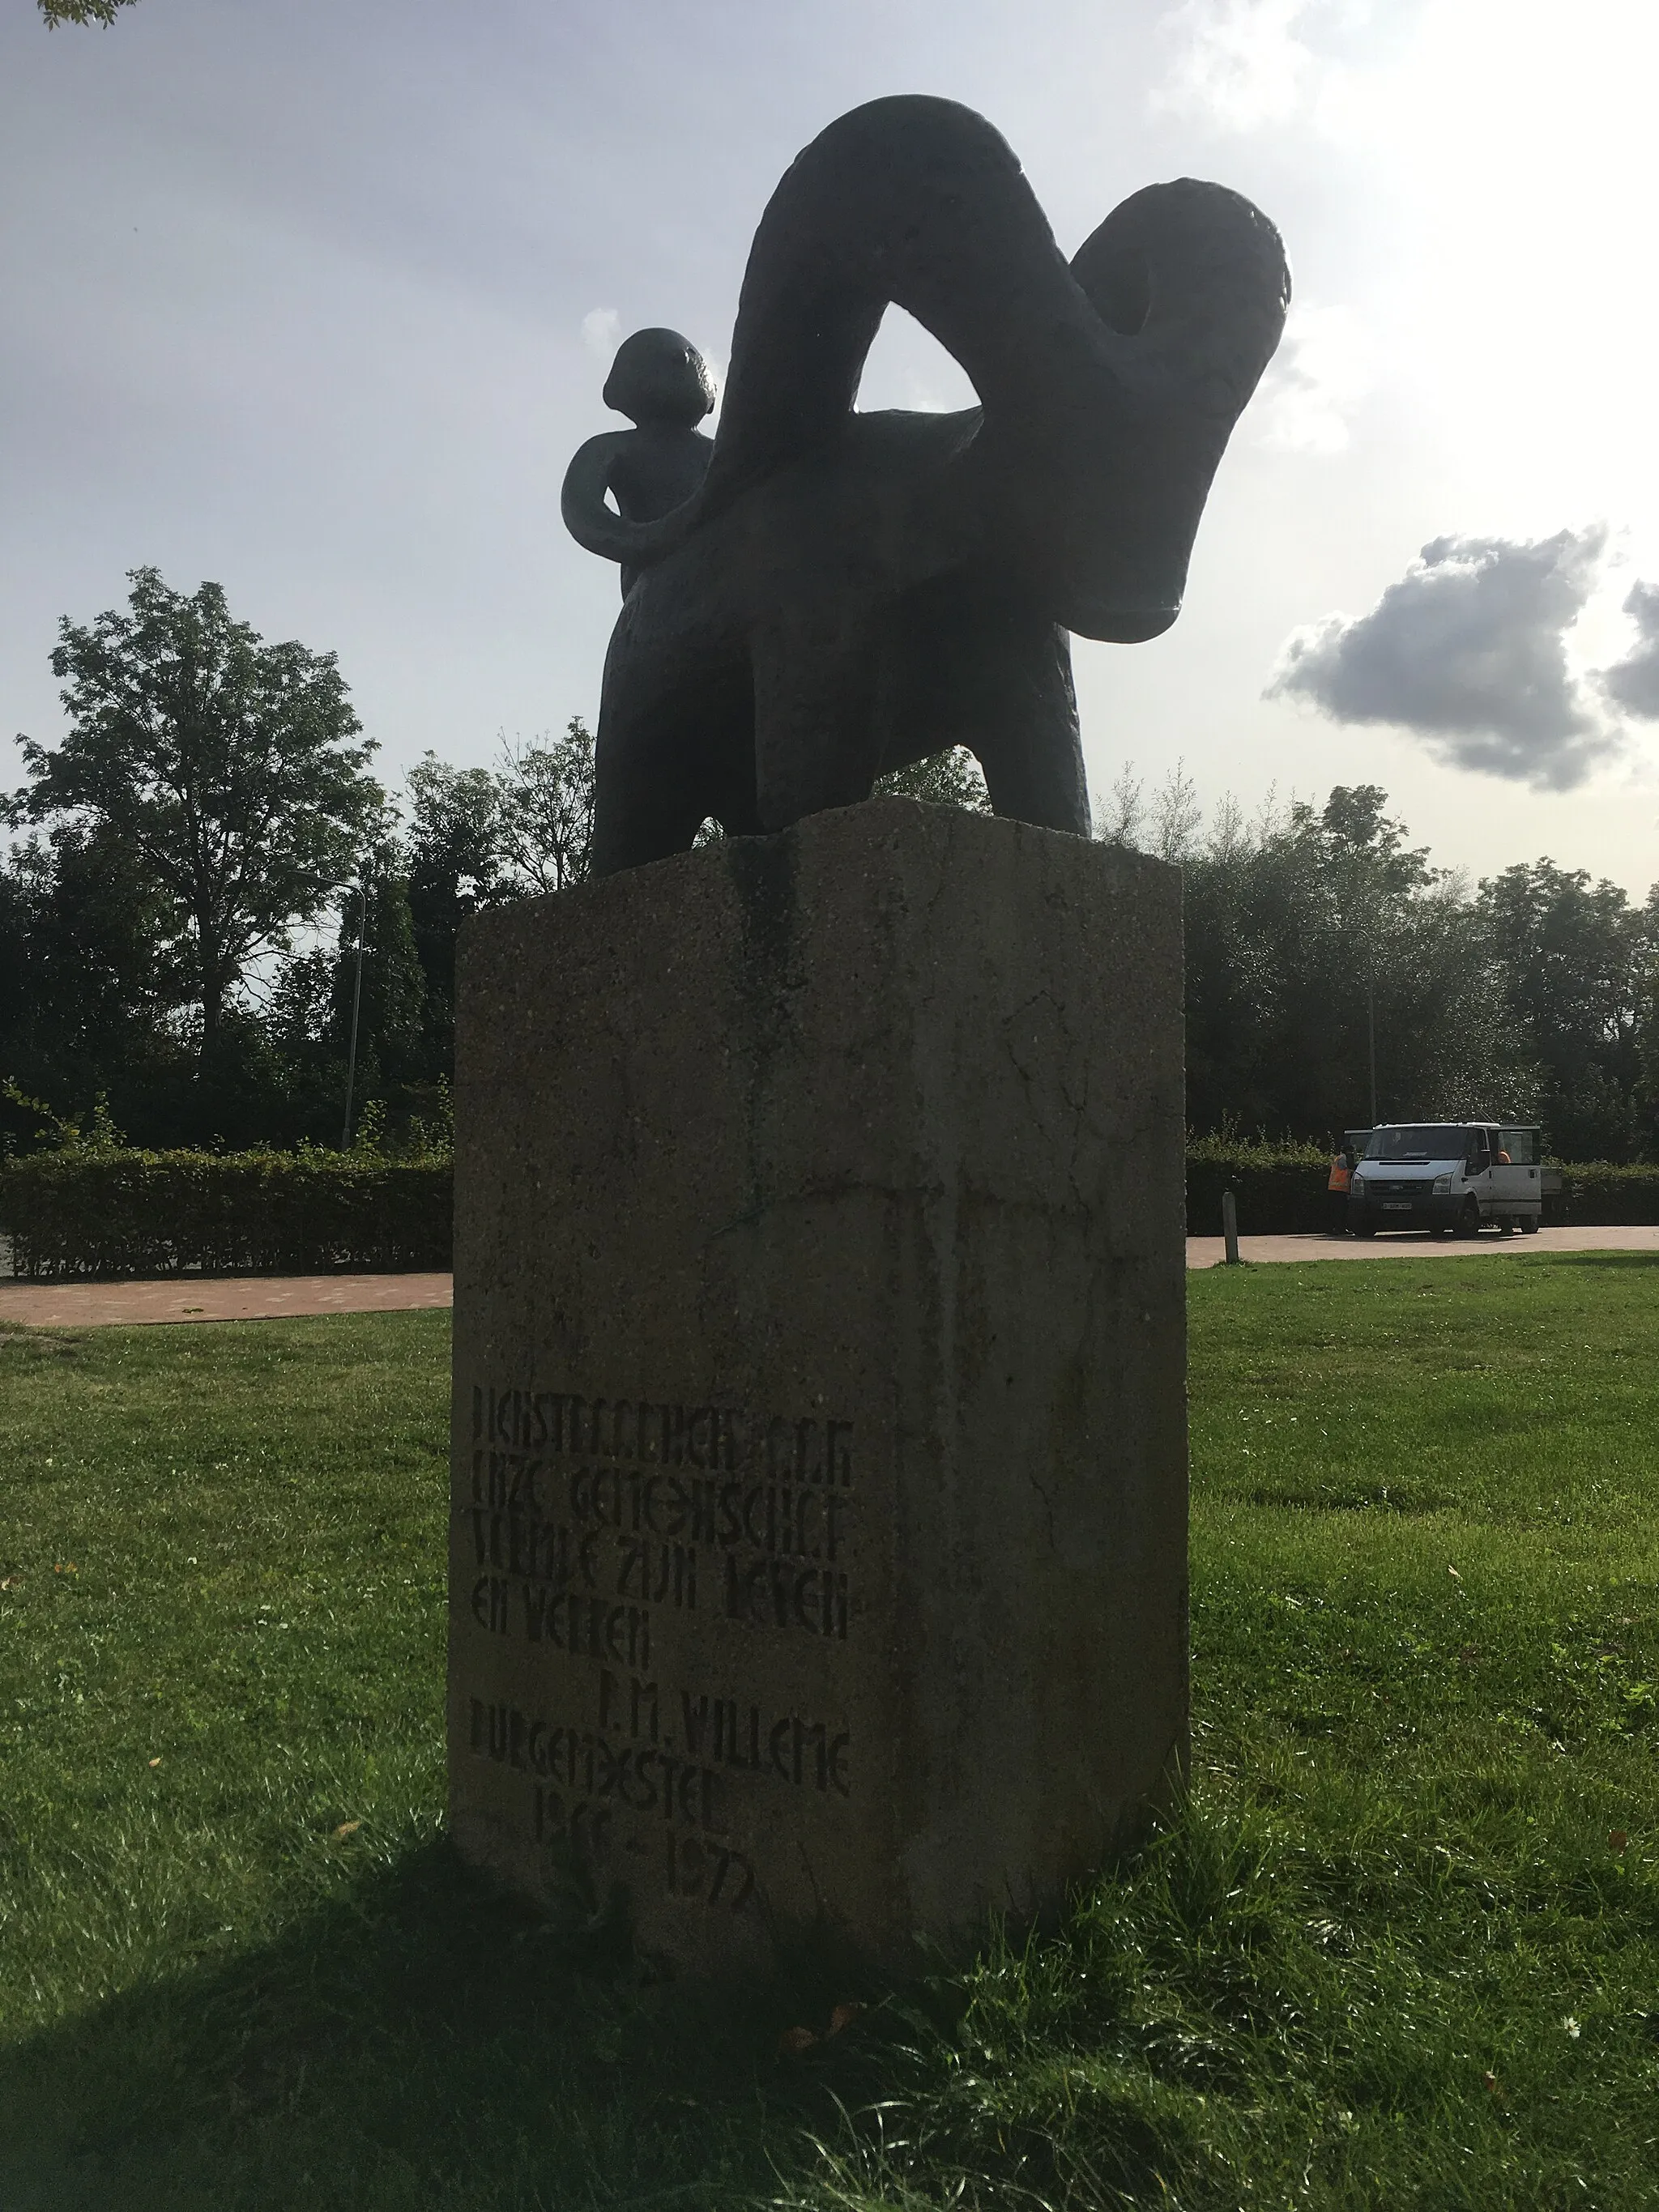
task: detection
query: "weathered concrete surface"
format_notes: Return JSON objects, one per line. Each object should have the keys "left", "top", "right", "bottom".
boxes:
{"left": 447, "top": 798, "right": 1187, "bottom": 1975}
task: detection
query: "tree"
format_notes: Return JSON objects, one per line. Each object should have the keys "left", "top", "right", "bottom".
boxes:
{"left": 1146, "top": 759, "right": 1203, "bottom": 864}
{"left": 1094, "top": 764, "right": 1147, "bottom": 849}
{"left": 403, "top": 752, "right": 514, "bottom": 1086}
{"left": 10, "top": 569, "right": 382, "bottom": 1066}
{"left": 1638, "top": 888, "right": 1659, "bottom": 1154}
{"left": 495, "top": 720, "right": 597, "bottom": 893}
{"left": 1476, "top": 859, "right": 1649, "bottom": 1159}
{"left": 1166, "top": 779, "right": 1532, "bottom": 1142}
{"left": 328, "top": 849, "right": 426, "bottom": 1102}
{"left": 0, "top": 820, "right": 190, "bottom": 1138}
{"left": 37, "top": 0, "right": 139, "bottom": 23}
{"left": 874, "top": 747, "right": 992, "bottom": 812}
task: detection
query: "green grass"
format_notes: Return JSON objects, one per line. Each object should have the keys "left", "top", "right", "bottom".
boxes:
{"left": 1, "top": 1257, "right": 1657, "bottom": 2208}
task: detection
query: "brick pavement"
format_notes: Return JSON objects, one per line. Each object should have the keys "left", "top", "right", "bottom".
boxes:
{"left": 1185, "top": 1224, "right": 1659, "bottom": 1268}
{"left": 0, "top": 1272, "right": 454, "bottom": 1328}
{"left": 0, "top": 1226, "right": 1653, "bottom": 1327}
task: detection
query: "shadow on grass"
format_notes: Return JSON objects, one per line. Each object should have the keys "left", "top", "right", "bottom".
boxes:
{"left": 1542, "top": 1250, "right": 1659, "bottom": 1271}
{"left": 0, "top": 1838, "right": 889, "bottom": 2212}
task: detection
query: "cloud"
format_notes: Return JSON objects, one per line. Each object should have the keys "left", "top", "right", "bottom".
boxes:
{"left": 1267, "top": 526, "right": 1623, "bottom": 789}
{"left": 581, "top": 306, "right": 621, "bottom": 360}
{"left": 1599, "top": 580, "right": 1659, "bottom": 718}
{"left": 1253, "top": 302, "right": 1370, "bottom": 454}
{"left": 1152, "top": 0, "right": 1320, "bottom": 132}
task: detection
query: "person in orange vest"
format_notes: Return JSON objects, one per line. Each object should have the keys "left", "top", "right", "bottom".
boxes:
{"left": 1327, "top": 1136, "right": 1356, "bottom": 1233}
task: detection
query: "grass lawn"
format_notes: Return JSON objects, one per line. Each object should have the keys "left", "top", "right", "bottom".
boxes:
{"left": 2, "top": 1254, "right": 1657, "bottom": 2209}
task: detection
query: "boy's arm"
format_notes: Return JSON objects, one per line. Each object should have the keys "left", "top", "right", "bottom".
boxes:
{"left": 560, "top": 432, "right": 635, "bottom": 565}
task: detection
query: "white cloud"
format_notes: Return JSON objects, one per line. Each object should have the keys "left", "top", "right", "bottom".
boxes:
{"left": 1599, "top": 582, "right": 1659, "bottom": 721}
{"left": 1152, "top": 0, "right": 1320, "bottom": 132}
{"left": 1268, "top": 526, "right": 1624, "bottom": 790}
{"left": 580, "top": 306, "right": 621, "bottom": 360}
{"left": 1253, "top": 302, "right": 1370, "bottom": 454}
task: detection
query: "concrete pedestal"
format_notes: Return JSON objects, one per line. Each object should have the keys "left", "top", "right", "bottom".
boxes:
{"left": 448, "top": 799, "right": 1187, "bottom": 1975}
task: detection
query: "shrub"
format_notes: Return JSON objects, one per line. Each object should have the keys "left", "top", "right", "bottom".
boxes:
{"left": 1186, "top": 1140, "right": 1659, "bottom": 1232}
{"left": 5, "top": 1139, "right": 1657, "bottom": 1280}
{"left": 0, "top": 1149, "right": 452, "bottom": 1279}
{"left": 1550, "top": 1161, "right": 1659, "bottom": 1226}
{"left": 1185, "top": 1134, "right": 1330, "bottom": 1237}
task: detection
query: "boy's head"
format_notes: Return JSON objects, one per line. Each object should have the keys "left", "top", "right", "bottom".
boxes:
{"left": 603, "top": 328, "right": 716, "bottom": 428}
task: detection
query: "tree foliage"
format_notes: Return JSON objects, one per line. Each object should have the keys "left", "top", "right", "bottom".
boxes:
{"left": 1474, "top": 860, "right": 1653, "bottom": 1160}
{"left": 495, "top": 722, "right": 599, "bottom": 895}
{"left": 36, "top": 0, "right": 139, "bottom": 24}
{"left": 6, "top": 646, "right": 1657, "bottom": 1157}
{"left": 1104, "top": 767, "right": 1657, "bottom": 1153}
{"left": 874, "top": 746, "right": 992, "bottom": 812}
{"left": 10, "top": 569, "right": 382, "bottom": 1062}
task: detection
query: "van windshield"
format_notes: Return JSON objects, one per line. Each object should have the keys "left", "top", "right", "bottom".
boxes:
{"left": 1364, "top": 1126, "right": 1467, "bottom": 1162}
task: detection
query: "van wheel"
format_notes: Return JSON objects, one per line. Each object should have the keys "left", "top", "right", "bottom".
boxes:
{"left": 1354, "top": 1218, "right": 1377, "bottom": 1238}
{"left": 1456, "top": 1198, "right": 1482, "bottom": 1238}
{"left": 1522, "top": 1216, "right": 1541, "bottom": 1234}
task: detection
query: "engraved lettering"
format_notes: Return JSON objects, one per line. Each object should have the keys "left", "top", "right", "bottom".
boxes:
{"left": 680, "top": 1690, "right": 708, "bottom": 1757}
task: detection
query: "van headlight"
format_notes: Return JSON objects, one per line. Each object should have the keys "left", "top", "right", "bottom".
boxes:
{"left": 1432, "top": 1173, "right": 1452, "bottom": 1194}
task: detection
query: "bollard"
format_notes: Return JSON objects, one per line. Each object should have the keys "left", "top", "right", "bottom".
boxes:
{"left": 1222, "top": 1189, "right": 1240, "bottom": 1265}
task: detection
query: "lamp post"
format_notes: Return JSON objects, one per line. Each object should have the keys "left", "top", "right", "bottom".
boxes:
{"left": 340, "top": 877, "right": 367, "bottom": 1150}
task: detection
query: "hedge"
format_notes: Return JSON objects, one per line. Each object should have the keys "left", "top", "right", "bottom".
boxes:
{"left": 0, "top": 1151, "right": 452, "bottom": 1280}
{"left": 4, "top": 1144, "right": 1658, "bottom": 1280}
{"left": 1188, "top": 1145, "right": 1659, "bottom": 1234}
{"left": 1185, "top": 1139, "right": 1331, "bottom": 1238}
{"left": 1543, "top": 1161, "right": 1659, "bottom": 1227}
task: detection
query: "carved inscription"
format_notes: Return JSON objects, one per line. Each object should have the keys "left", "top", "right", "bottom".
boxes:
{"left": 463, "top": 1384, "right": 855, "bottom": 1647}
{"left": 464, "top": 1668, "right": 851, "bottom": 1915}
{"left": 458, "top": 1383, "right": 859, "bottom": 1917}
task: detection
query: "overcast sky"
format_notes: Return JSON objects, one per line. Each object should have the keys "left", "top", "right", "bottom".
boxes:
{"left": 4, "top": 0, "right": 1657, "bottom": 893}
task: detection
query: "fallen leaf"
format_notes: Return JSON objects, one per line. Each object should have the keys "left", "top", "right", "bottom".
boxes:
{"left": 1484, "top": 2071, "right": 1500, "bottom": 2094}
{"left": 334, "top": 1820, "right": 361, "bottom": 1839}
{"left": 778, "top": 2027, "right": 818, "bottom": 2054}
{"left": 1447, "top": 1565, "right": 1462, "bottom": 1581}
{"left": 0, "top": 1577, "right": 18, "bottom": 1591}
{"left": 827, "top": 2002, "right": 865, "bottom": 2037}
{"left": 148, "top": 1758, "right": 161, "bottom": 1768}
{"left": 1610, "top": 1830, "right": 1629, "bottom": 1853}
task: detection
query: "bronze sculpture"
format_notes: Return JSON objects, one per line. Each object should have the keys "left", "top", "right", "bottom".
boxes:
{"left": 562, "top": 95, "right": 1288, "bottom": 877}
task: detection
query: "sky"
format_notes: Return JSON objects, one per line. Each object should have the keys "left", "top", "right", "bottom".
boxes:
{"left": 3, "top": 0, "right": 1658, "bottom": 894}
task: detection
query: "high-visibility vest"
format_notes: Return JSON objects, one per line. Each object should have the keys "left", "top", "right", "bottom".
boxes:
{"left": 1328, "top": 1156, "right": 1352, "bottom": 1193}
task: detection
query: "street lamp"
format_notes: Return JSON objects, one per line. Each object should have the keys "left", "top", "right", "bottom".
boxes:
{"left": 340, "top": 876, "right": 367, "bottom": 1149}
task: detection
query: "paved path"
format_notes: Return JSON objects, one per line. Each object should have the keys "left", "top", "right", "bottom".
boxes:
{"left": 0, "top": 1272, "right": 454, "bottom": 1328}
{"left": 1, "top": 1226, "right": 1655, "bottom": 1328}
{"left": 1186, "top": 1224, "right": 1659, "bottom": 1268}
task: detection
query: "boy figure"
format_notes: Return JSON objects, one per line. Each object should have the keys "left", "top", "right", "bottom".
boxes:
{"left": 561, "top": 328, "right": 715, "bottom": 598}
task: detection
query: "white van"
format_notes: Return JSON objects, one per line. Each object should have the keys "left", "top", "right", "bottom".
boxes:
{"left": 1347, "top": 1123, "right": 1545, "bottom": 1238}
